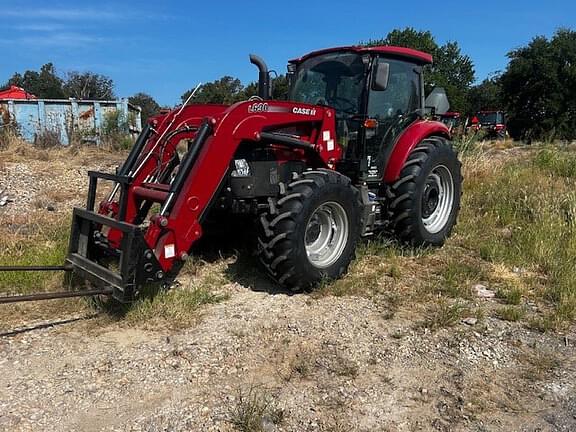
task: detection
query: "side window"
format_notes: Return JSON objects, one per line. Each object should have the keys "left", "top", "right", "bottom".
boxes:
{"left": 368, "top": 59, "right": 420, "bottom": 119}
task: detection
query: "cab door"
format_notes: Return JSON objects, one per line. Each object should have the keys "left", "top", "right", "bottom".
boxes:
{"left": 364, "top": 57, "right": 422, "bottom": 180}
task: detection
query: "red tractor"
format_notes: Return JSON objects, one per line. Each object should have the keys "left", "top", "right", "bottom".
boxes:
{"left": 1, "top": 45, "right": 463, "bottom": 303}
{"left": 438, "top": 112, "right": 465, "bottom": 137}
{"left": 471, "top": 110, "right": 507, "bottom": 140}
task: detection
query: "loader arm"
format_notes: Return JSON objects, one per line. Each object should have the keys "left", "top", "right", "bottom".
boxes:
{"left": 144, "top": 101, "right": 339, "bottom": 272}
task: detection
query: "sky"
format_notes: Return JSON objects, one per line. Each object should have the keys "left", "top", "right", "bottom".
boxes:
{"left": 0, "top": 0, "right": 574, "bottom": 106}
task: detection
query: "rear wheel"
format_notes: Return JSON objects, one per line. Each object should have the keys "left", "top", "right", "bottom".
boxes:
{"left": 387, "top": 137, "right": 462, "bottom": 246}
{"left": 258, "top": 169, "right": 362, "bottom": 291}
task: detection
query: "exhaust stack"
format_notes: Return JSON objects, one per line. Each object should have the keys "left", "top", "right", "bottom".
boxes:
{"left": 249, "top": 54, "right": 271, "bottom": 100}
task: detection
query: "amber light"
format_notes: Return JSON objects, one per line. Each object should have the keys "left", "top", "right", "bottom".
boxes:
{"left": 364, "top": 119, "right": 378, "bottom": 129}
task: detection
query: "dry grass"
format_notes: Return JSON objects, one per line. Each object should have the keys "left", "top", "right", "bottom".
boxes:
{"left": 0, "top": 129, "right": 129, "bottom": 166}
{"left": 0, "top": 127, "right": 21, "bottom": 151}
{"left": 518, "top": 347, "right": 561, "bottom": 381}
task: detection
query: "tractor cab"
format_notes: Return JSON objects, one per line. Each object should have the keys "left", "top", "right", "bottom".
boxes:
{"left": 287, "top": 46, "right": 448, "bottom": 182}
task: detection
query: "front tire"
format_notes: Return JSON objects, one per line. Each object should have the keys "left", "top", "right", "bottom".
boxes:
{"left": 258, "top": 169, "right": 362, "bottom": 291}
{"left": 388, "top": 137, "right": 462, "bottom": 246}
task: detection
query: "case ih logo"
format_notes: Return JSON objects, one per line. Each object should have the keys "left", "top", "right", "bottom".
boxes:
{"left": 248, "top": 102, "right": 268, "bottom": 113}
{"left": 292, "top": 107, "right": 317, "bottom": 116}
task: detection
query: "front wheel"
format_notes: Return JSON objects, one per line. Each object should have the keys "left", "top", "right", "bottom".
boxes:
{"left": 387, "top": 137, "right": 462, "bottom": 246}
{"left": 258, "top": 169, "right": 362, "bottom": 291}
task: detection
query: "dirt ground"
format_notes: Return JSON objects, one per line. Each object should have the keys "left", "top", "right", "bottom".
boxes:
{"left": 1, "top": 145, "right": 576, "bottom": 431}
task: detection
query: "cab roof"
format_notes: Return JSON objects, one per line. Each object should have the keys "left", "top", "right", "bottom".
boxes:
{"left": 289, "top": 45, "right": 433, "bottom": 65}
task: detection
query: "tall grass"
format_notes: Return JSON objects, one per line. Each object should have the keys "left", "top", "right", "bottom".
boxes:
{"left": 0, "top": 219, "right": 69, "bottom": 294}
{"left": 0, "top": 127, "right": 22, "bottom": 151}
{"left": 460, "top": 147, "right": 576, "bottom": 327}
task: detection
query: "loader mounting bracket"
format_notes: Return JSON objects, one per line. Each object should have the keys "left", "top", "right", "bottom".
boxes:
{"left": 66, "top": 208, "right": 164, "bottom": 303}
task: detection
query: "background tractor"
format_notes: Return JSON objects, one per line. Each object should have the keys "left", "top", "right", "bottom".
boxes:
{"left": 438, "top": 111, "right": 466, "bottom": 138}
{"left": 1, "top": 45, "right": 463, "bottom": 303}
{"left": 470, "top": 110, "right": 507, "bottom": 139}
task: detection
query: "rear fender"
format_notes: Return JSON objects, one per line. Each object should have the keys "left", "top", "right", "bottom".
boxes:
{"left": 383, "top": 120, "right": 450, "bottom": 183}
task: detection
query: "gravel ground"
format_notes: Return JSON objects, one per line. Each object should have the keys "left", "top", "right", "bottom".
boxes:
{"left": 0, "top": 156, "right": 119, "bottom": 217}
{"left": 1, "top": 287, "right": 575, "bottom": 432}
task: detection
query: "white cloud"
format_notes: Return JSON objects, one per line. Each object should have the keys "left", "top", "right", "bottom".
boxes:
{"left": 10, "top": 24, "right": 67, "bottom": 32}
{"left": 0, "top": 8, "right": 122, "bottom": 21}
{"left": 1, "top": 33, "right": 110, "bottom": 47}
{"left": 0, "top": 7, "right": 168, "bottom": 22}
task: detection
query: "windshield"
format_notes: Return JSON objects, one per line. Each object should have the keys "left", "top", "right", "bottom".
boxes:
{"left": 477, "top": 112, "right": 503, "bottom": 124}
{"left": 289, "top": 52, "right": 366, "bottom": 115}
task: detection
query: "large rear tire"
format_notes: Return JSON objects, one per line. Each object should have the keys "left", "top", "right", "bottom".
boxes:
{"left": 387, "top": 137, "right": 462, "bottom": 246}
{"left": 258, "top": 169, "right": 362, "bottom": 291}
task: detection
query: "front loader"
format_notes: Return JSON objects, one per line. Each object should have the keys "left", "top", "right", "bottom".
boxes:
{"left": 0, "top": 45, "right": 462, "bottom": 303}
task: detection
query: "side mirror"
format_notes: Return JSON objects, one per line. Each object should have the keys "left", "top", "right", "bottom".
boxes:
{"left": 425, "top": 87, "right": 450, "bottom": 115}
{"left": 372, "top": 62, "right": 390, "bottom": 91}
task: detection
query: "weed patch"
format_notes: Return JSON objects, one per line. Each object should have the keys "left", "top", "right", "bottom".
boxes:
{"left": 423, "top": 300, "right": 465, "bottom": 329}
{"left": 497, "top": 306, "right": 525, "bottom": 322}
{"left": 229, "top": 386, "right": 284, "bottom": 432}
{"left": 496, "top": 283, "right": 523, "bottom": 305}
{"left": 436, "top": 260, "right": 487, "bottom": 299}
{"left": 126, "top": 285, "right": 227, "bottom": 328}
{"left": 534, "top": 148, "right": 576, "bottom": 178}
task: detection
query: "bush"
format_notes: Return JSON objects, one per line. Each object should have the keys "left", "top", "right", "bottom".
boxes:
{"left": 102, "top": 109, "right": 127, "bottom": 136}
{"left": 534, "top": 148, "right": 576, "bottom": 178}
{"left": 100, "top": 109, "right": 134, "bottom": 150}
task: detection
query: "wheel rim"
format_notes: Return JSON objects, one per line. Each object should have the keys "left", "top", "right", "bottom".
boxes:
{"left": 305, "top": 202, "right": 349, "bottom": 268}
{"left": 421, "top": 165, "right": 454, "bottom": 234}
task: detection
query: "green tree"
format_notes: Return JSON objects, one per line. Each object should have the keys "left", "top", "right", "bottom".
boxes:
{"left": 468, "top": 74, "right": 503, "bottom": 114}
{"left": 181, "top": 76, "right": 245, "bottom": 104}
{"left": 63, "top": 71, "right": 115, "bottom": 100}
{"left": 364, "top": 28, "right": 475, "bottom": 113}
{"left": 271, "top": 75, "right": 289, "bottom": 100}
{"left": 182, "top": 74, "right": 289, "bottom": 104}
{"left": 243, "top": 75, "right": 289, "bottom": 100}
{"left": 8, "top": 63, "right": 65, "bottom": 98}
{"left": 500, "top": 28, "right": 576, "bottom": 141}
{"left": 129, "top": 92, "right": 161, "bottom": 125}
